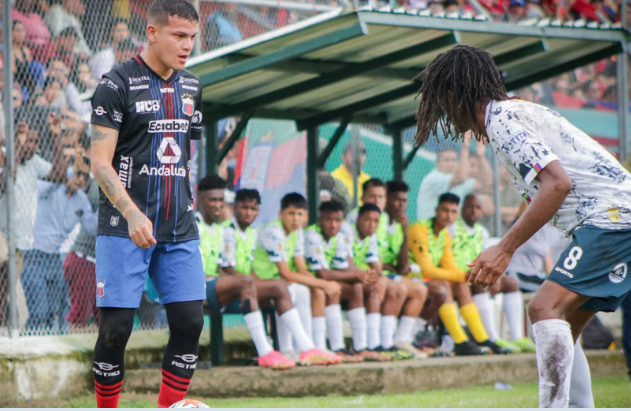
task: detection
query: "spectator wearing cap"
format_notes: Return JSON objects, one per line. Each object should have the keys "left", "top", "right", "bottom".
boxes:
{"left": 22, "top": 154, "right": 97, "bottom": 332}
{"left": 89, "top": 19, "right": 132, "bottom": 80}
{"left": 330, "top": 139, "right": 371, "bottom": 205}
{"left": 43, "top": 0, "right": 91, "bottom": 58}
{"left": 508, "top": 0, "right": 527, "bottom": 22}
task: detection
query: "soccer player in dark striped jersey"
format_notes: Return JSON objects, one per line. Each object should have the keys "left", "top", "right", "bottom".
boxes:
{"left": 89, "top": 1, "right": 204, "bottom": 408}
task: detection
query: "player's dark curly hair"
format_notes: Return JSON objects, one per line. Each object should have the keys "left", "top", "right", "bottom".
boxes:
{"left": 149, "top": 0, "right": 199, "bottom": 26}
{"left": 414, "top": 45, "right": 508, "bottom": 146}
{"left": 197, "top": 174, "right": 226, "bottom": 192}
{"left": 319, "top": 200, "right": 345, "bottom": 214}
{"left": 236, "top": 189, "right": 261, "bottom": 204}
{"left": 386, "top": 180, "right": 409, "bottom": 194}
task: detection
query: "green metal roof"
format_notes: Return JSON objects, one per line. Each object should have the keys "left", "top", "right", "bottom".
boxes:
{"left": 186, "top": 7, "right": 630, "bottom": 131}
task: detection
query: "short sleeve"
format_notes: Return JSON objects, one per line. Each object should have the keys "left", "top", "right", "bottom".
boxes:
{"left": 91, "top": 73, "right": 126, "bottom": 131}
{"left": 488, "top": 112, "right": 559, "bottom": 185}
{"left": 33, "top": 155, "right": 52, "bottom": 179}
{"left": 293, "top": 228, "right": 305, "bottom": 257}
{"left": 365, "top": 235, "right": 380, "bottom": 263}
{"left": 191, "top": 88, "right": 203, "bottom": 141}
{"left": 258, "top": 225, "right": 286, "bottom": 263}
{"left": 220, "top": 225, "right": 237, "bottom": 268}
{"left": 304, "top": 231, "right": 327, "bottom": 271}
{"left": 332, "top": 234, "right": 350, "bottom": 270}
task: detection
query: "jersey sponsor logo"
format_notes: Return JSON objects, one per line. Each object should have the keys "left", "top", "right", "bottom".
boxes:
{"left": 135, "top": 100, "right": 160, "bottom": 113}
{"left": 130, "top": 84, "right": 149, "bottom": 91}
{"left": 109, "top": 216, "right": 119, "bottom": 227}
{"left": 94, "top": 106, "right": 107, "bottom": 116}
{"left": 148, "top": 120, "right": 189, "bottom": 133}
{"left": 128, "top": 76, "right": 150, "bottom": 84}
{"left": 180, "top": 77, "right": 199, "bottom": 84}
{"left": 554, "top": 266, "right": 574, "bottom": 279}
{"left": 187, "top": 204, "right": 194, "bottom": 212}
{"left": 157, "top": 137, "right": 182, "bottom": 163}
{"left": 181, "top": 84, "right": 198, "bottom": 91}
{"left": 118, "top": 155, "right": 133, "bottom": 188}
{"left": 161, "top": 87, "right": 175, "bottom": 93}
{"left": 100, "top": 79, "right": 118, "bottom": 90}
{"left": 182, "top": 95, "right": 194, "bottom": 117}
{"left": 139, "top": 164, "right": 186, "bottom": 177}
{"left": 112, "top": 109, "right": 123, "bottom": 123}
{"left": 608, "top": 262, "right": 627, "bottom": 284}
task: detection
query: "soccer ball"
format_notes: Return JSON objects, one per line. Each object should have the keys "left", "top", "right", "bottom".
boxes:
{"left": 169, "top": 399, "right": 210, "bottom": 408}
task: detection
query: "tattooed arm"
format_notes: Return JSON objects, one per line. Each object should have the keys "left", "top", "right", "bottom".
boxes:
{"left": 91, "top": 124, "right": 157, "bottom": 248}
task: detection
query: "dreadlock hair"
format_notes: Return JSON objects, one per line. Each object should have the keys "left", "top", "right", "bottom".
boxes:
{"left": 414, "top": 45, "right": 508, "bottom": 146}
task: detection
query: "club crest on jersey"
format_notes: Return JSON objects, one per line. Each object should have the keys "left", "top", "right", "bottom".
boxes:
{"left": 97, "top": 280, "right": 105, "bottom": 298}
{"left": 182, "top": 94, "right": 194, "bottom": 117}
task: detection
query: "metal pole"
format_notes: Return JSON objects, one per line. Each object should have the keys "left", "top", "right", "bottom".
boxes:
{"left": 307, "top": 127, "right": 320, "bottom": 225}
{"left": 350, "top": 125, "right": 360, "bottom": 208}
{"left": 193, "top": 0, "right": 202, "bottom": 57}
{"left": 3, "top": 0, "right": 18, "bottom": 338}
{"left": 392, "top": 130, "right": 404, "bottom": 181}
{"left": 617, "top": 54, "right": 629, "bottom": 162}
{"left": 492, "top": 153, "right": 502, "bottom": 238}
{"left": 205, "top": 118, "right": 219, "bottom": 175}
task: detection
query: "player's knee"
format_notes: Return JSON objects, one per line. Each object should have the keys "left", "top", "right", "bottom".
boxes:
{"left": 275, "top": 281, "right": 291, "bottom": 300}
{"left": 412, "top": 283, "right": 427, "bottom": 299}
{"left": 99, "top": 318, "right": 133, "bottom": 351}
{"left": 311, "top": 287, "right": 326, "bottom": 302}
{"left": 172, "top": 309, "right": 204, "bottom": 338}
{"left": 239, "top": 275, "right": 256, "bottom": 295}
{"left": 527, "top": 298, "right": 550, "bottom": 323}
{"left": 501, "top": 275, "right": 520, "bottom": 293}
{"left": 352, "top": 282, "right": 365, "bottom": 302}
{"left": 429, "top": 283, "right": 449, "bottom": 306}
{"left": 394, "top": 283, "right": 406, "bottom": 301}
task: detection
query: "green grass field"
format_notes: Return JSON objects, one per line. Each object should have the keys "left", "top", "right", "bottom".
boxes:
{"left": 25, "top": 376, "right": 631, "bottom": 408}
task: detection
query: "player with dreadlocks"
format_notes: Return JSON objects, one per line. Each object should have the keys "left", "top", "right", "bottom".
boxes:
{"left": 414, "top": 45, "right": 631, "bottom": 408}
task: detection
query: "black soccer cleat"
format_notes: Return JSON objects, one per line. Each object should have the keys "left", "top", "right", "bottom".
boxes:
{"left": 478, "top": 339, "right": 512, "bottom": 355}
{"left": 453, "top": 340, "right": 491, "bottom": 356}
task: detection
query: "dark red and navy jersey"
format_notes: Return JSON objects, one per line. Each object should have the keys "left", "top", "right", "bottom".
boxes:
{"left": 91, "top": 55, "right": 203, "bottom": 242}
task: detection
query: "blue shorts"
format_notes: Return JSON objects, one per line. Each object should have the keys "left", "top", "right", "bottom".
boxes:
{"left": 547, "top": 227, "right": 631, "bottom": 312}
{"left": 205, "top": 277, "right": 241, "bottom": 313}
{"left": 95, "top": 236, "right": 206, "bottom": 308}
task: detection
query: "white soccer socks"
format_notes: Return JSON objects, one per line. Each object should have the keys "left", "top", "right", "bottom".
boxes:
{"left": 569, "top": 341, "right": 594, "bottom": 408}
{"left": 504, "top": 291, "right": 525, "bottom": 341}
{"left": 367, "top": 312, "right": 382, "bottom": 350}
{"left": 312, "top": 316, "right": 327, "bottom": 350}
{"left": 347, "top": 307, "right": 368, "bottom": 352}
{"left": 244, "top": 311, "right": 273, "bottom": 357}
{"left": 380, "top": 315, "right": 397, "bottom": 350}
{"left": 532, "top": 319, "right": 574, "bottom": 408}
{"left": 472, "top": 292, "right": 499, "bottom": 342}
{"left": 394, "top": 315, "right": 417, "bottom": 344}
{"left": 288, "top": 283, "right": 313, "bottom": 339}
{"left": 279, "top": 308, "right": 314, "bottom": 353}
{"left": 325, "top": 304, "right": 345, "bottom": 352}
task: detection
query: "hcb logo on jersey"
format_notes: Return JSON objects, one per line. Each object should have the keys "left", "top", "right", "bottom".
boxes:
{"left": 136, "top": 100, "right": 160, "bottom": 113}
{"left": 182, "top": 95, "right": 194, "bottom": 117}
{"left": 148, "top": 120, "right": 189, "bottom": 133}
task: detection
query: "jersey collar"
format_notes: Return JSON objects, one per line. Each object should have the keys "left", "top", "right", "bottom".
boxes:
{"left": 134, "top": 54, "right": 180, "bottom": 83}
{"left": 231, "top": 216, "right": 250, "bottom": 240}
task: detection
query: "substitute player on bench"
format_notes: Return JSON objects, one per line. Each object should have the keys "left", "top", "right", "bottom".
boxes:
{"left": 90, "top": 1, "right": 204, "bottom": 407}
{"left": 414, "top": 44, "right": 631, "bottom": 407}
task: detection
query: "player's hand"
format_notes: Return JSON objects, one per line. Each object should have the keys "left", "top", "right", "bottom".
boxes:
{"left": 126, "top": 208, "right": 157, "bottom": 249}
{"left": 466, "top": 244, "right": 512, "bottom": 287}
{"left": 396, "top": 211, "right": 408, "bottom": 230}
{"left": 323, "top": 280, "right": 342, "bottom": 299}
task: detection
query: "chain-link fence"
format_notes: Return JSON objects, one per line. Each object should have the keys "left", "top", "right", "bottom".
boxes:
{"left": 1, "top": 0, "right": 629, "bottom": 338}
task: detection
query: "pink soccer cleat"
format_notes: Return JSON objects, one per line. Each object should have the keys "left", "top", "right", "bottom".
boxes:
{"left": 258, "top": 350, "right": 296, "bottom": 370}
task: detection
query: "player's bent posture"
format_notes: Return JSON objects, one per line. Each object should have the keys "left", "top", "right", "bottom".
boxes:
{"left": 197, "top": 176, "right": 295, "bottom": 370}
{"left": 349, "top": 203, "right": 415, "bottom": 361}
{"left": 252, "top": 193, "right": 342, "bottom": 365}
{"left": 409, "top": 194, "right": 505, "bottom": 355}
{"left": 90, "top": 1, "right": 204, "bottom": 407}
{"left": 305, "top": 200, "right": 389, "bottom": 362}
{"left": 382, "top": 180, "right": 434, "bottom": 358}
{"left": 448, "top": 194, "right": 533, "bottom": 353}
{"left": 414, "top": 44, "right": 631, "bottom": 407}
